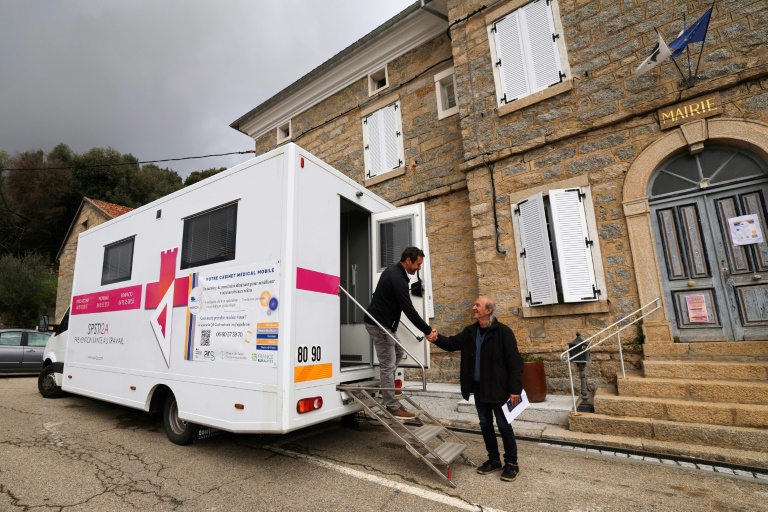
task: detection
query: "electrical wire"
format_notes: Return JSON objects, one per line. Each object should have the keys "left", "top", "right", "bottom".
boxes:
{"left": 1, "top": 150, "right": 256, "bottom": 171}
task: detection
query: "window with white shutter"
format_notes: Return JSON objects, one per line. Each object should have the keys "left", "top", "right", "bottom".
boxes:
{"left": 515, "top": 193, "right": 557, "bottom": 306}
{"left": 549, "top": 188, "right": 599, "bottom": 302}
{"left": 512, "top": 186, "right": 603, "bottom": 308}
{"left": 488, "top": 0, "right": 566, "bottom": 106}
{"left": 362, "top": 101, "right": 404, "bottom": 178}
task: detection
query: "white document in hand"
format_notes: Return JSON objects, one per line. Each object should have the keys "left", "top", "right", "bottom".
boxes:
{"left": 502, "top": 390, "right": 530, "bottom": 424}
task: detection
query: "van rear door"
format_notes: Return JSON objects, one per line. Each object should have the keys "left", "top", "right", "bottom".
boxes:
{"left": 370, "top": 202, "right": 431, "bottom": 369}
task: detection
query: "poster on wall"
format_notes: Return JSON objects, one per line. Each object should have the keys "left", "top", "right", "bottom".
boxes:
{"left": 728, "top": 214, "right": 764, "bottom": 246}
{"left": 185, "top": 261, "right": 280, "bottom": 366}
{"left": 685, "top": 294, "right": 709, "bottom": 323}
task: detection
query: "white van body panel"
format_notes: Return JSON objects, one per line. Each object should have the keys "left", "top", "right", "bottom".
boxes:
{"left": 52, "top": 144, "right": 428, "bottom": 434}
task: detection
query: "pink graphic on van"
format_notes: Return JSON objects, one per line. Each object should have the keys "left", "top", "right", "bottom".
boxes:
{"left": 145, "top": 248, "right": 189, "bottom": 309}
{"left": 72, "top": 285, "right": 143, "bottom": 315}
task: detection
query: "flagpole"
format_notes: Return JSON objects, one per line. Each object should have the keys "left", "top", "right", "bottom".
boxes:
{"left": 692, "top": 3, "right": 715, "bottom": 86}
{"left": 683, "top": 13, "right": 693, "bottom": 86}
{"left": 659, "top": 26, "right": 689, "bottom": 86}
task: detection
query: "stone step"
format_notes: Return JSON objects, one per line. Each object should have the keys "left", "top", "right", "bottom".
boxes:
{"left": 642, "top": 359, "right": 768, "bottom": 381}
{"left": 617, "top": 372, "right": 768, "bottom": 404}
{"left": 568, "top": 412, "right": 768, "bottom": 453}
{"left": 643, "top": 341, "right": 768, "bottom": 360}
{"left": 540, "top": 424, "right": 768, "bottom": 469}
{"left": 594, "top": 387, "right": 768, "bottom": 428}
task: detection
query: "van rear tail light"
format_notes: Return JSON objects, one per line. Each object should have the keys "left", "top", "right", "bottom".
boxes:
{"left": 297, "top": 396, "right": 323, "bottom": 413}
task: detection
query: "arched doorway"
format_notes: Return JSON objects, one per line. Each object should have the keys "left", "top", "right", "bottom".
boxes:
{"left": 649, "top": 146, "right": 768, "bottom": 341}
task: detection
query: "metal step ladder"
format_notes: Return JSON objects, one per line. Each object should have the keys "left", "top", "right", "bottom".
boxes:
{"left": 338, "top": 379, "right": 475, "bottom": 487}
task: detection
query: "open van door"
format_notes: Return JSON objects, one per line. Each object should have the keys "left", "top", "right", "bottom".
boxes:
{"left": 371, "top": 202, "right": 431, "bottom": 369}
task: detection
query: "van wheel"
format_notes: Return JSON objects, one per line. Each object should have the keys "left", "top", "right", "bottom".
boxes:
{"left": 38, "top": 365, "right": 64, "bottom": 399}
{"left": 163, "top": 394, "right": 193, "bottom": 445}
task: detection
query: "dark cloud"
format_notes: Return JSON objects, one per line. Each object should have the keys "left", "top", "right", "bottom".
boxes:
{"left": 0, "top": 0, "right": 414, "bottom": 176}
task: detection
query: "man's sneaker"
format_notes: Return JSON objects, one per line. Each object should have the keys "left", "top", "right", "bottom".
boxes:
{"left": 387, "top": 406, "right": 415, "bottom": 419}
{"left": 476, "top": 459, "right": 502, "bottom": 475}
{"left": 500, "top": 463, "right": 520, "bottom": 481}
{"left": 394, "top": 390, "right": 404, "bottom": 397}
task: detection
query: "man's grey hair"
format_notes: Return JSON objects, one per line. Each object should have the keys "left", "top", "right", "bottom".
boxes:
{"left": 482, "top": 296, "right": 496, "bottom": 325}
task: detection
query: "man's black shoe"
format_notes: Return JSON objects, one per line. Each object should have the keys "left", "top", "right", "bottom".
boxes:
{"left": 500, "top": 463, "right": 520, "bottom": 481}
{"left": 476, "top": 459, "right": 502, "bottom": 475}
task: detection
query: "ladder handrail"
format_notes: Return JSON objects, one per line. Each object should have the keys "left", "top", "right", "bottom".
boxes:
{"left": 338, "top": 284, "right": 427, "bottom": 391}
{"left": 559, "top": 298, "right": 661, "bottom": 413}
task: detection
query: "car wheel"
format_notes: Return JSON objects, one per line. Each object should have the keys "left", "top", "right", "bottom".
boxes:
{"left": 163, "top": 393, "right": 193, "bottom": 445}
{"left": 38, "top": 365, "right": 64, "bottom": 399}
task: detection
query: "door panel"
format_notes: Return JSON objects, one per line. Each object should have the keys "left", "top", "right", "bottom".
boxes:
{"left": 0, "top": 331, "right": 24, "bottom": 371}
{"left": 652, "top": 181, "right": 768, "bottom": 341}
{"left": 707, "top": 185, "right": 768, "bottom": 340}
{"left": 652, "top": 199, "right": 732, "bottom": 341}
{"left": 371, "top": 203, "right": 430, "bottom": 368}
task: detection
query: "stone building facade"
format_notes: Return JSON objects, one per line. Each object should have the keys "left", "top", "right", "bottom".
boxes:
{"left": 55, "top": 198, "right": 133, "bottom": 322}
{"left": 231, "top": 0, "right": 768, "bottom": 394}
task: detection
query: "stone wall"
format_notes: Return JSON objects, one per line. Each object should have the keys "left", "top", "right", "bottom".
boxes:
{"left": 55, "top": 204, "right": 109, "bottom": 322}
{"left": 446, "top": 0, "right": 768, "bottom": 389}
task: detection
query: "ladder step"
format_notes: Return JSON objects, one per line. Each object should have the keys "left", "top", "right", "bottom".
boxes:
{"left": 410, "top": 425, "right": 444, "bottom": 442}
{"left": 425, "top": 442, "right": 466, "bottom": 465}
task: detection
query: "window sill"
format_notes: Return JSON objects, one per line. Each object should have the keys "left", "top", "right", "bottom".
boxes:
{"left": 437, "top": 107, "right": 459, "bottom": 120}
{"left": 498, "top": 80, "right": 573, "bottom": 118}
{"left": 521, "top": 300, "right": 609, "bottom": 318}
{"left": 364, "top": 166, "right": 405, "bottom": 187}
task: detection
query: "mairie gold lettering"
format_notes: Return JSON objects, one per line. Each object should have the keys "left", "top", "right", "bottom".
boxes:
{"left": 658, "top": 94, "right": 720, "bottom": 129}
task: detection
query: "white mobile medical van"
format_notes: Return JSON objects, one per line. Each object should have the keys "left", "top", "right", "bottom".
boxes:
{"left": 39, "top": 143, "right": 432, "bottom": 444}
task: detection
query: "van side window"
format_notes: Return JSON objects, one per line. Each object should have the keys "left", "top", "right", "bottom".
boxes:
{"left": 181, "top": 202, "right": 238, "bottom": 270}
{"left": 101, "top": 236, "right": 136, "bottom": 285}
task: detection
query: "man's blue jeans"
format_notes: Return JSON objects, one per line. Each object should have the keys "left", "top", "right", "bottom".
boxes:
{"left": 474, "top": 383, "right": 518, "bottom": 464}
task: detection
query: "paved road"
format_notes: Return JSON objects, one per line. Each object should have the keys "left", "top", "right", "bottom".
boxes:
{"left": 1, "top": 376, "right": 767, "bottom": 511}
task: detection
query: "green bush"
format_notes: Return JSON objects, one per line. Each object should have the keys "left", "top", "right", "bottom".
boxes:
{"left": 0, "top": 253, "right": 56, "bottom": 327}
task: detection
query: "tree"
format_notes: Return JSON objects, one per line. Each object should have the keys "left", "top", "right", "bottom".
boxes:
{"left": 184, "top": 167, "right": 226, "bottom": 187}
{"left": 0, "top": 253, "right": 57, "bottom": 327}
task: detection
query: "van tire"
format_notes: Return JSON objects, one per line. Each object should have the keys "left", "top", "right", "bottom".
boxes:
{"left": 38, "top": 365, "right": 64, "bottom": 399}
{"left": 163, "top": 394, "right": 193, "bottom": 445}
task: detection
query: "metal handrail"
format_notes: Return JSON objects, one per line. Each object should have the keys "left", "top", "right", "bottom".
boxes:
{"left": 559, "top": 298, "right": 661, "bottom": 413}
{"left": 338, "top": 284, "right": 427, "bottom": 391}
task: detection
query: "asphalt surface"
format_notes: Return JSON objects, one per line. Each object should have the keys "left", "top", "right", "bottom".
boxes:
{"left": 1, "top": 375, "right": 767, "bottom": 511}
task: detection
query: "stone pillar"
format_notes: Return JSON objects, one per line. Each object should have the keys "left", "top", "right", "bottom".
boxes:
{"left": 623, "top": 197, "right": 673, "bottom": 343}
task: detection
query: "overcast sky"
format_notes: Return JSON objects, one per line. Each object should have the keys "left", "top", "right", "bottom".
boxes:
{"left": 0, "top": 0, "right": 415, "bottom": 177}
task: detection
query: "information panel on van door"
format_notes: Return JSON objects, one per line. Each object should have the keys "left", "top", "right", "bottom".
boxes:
{"left": 185, "top": 261, "right": 280, "bottom": 366}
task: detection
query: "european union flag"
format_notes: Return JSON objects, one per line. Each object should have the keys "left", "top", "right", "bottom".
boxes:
{"left": 670, "top": 8, "right": 712, "bottom": 58}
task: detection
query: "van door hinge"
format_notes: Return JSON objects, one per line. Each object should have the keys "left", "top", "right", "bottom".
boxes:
{"left": 496, "top": 59, "right": 502, "bottom": 67}
{"left": 585, "top": 238, "right": 593, "bottom": 247}
{"left": 519, "top": 248, "right": 526, "bottom": 258}
{"left": 552, "top": 33, "right": 560, "bottom": 42}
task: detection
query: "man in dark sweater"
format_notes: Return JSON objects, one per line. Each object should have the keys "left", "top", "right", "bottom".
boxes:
{"left": 365, "top": 247, "right": 435, "bottom": 419}
{"left": 428, "top": 296, "right": 524, "bottom": 482}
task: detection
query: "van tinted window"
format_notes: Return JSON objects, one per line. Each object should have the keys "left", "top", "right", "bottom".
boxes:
{"left": 101, "top": 237, "right": 135, "bottom": 285}
{"left": 181, "top": 202, "right": 238, "bottom": 269}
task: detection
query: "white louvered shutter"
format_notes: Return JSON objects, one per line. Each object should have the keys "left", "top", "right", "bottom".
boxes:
{"left": 493, "top": 13, "right": 529, "bottom": 104}
{"left": 363, "top": 102, "right": 403, "bottom": 177}
{"left": 520, "top": 0, "right": 563, "bottom": 92}
{"left": 549, "top": 188, "right": 599, "bottom": 302}
{"left": 516, "top": 192, "right": 557, "bottom": 306}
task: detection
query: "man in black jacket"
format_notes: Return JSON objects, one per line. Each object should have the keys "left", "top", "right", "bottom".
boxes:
{"left": 428, "top": 296, "right": 524, "bottom": 482}
{"left": 365, "top": 247, "right": 435, "bottom": 419}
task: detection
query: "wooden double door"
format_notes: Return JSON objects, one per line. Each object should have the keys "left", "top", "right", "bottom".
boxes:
{"left": 652, "top": 181, "right": 768, "bottom": 341}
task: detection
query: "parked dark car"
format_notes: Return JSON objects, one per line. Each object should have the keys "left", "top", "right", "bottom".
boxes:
{"left": 0, "top": 329, "right": 51, "bottom": 373}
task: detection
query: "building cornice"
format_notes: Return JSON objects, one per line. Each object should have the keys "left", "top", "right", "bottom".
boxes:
{"left": 231, "top": 4, "right": 448, "bottom": 140}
